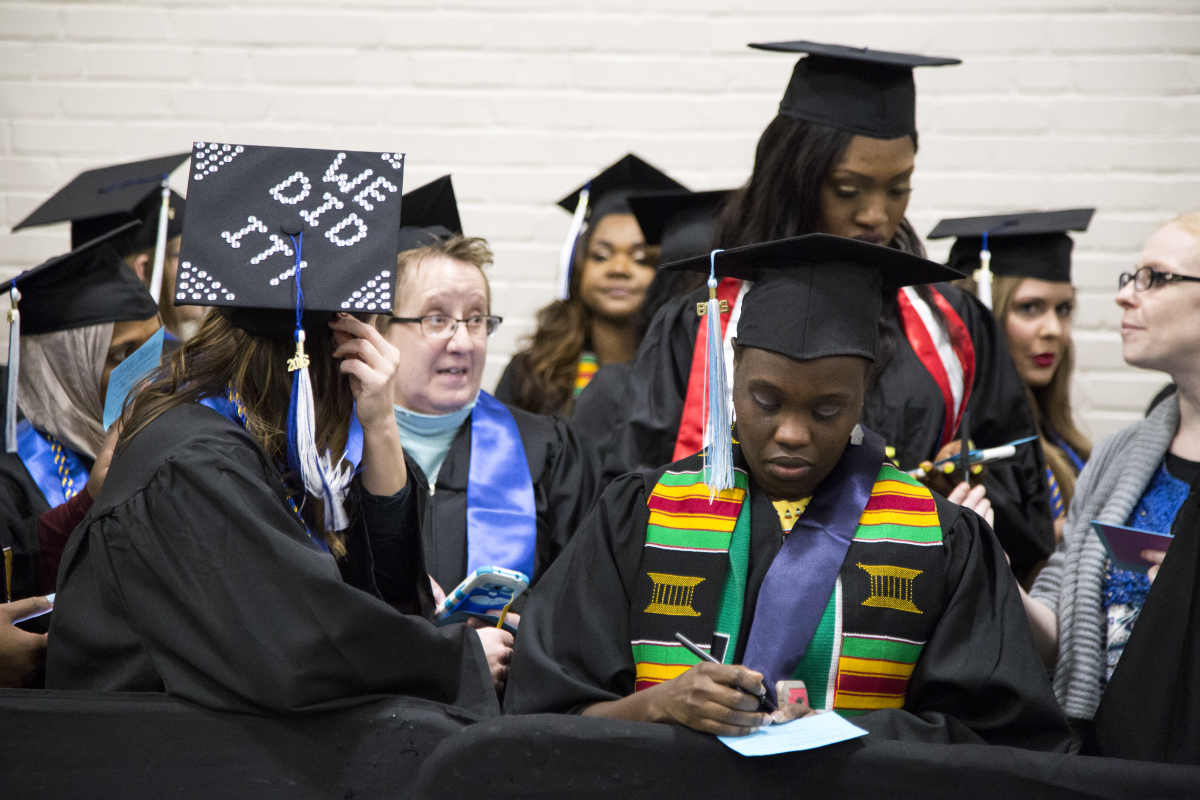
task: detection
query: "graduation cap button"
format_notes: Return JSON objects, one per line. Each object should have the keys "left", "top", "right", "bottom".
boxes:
{"left": 280, "top": 218, "right": 304, "bottom": 236}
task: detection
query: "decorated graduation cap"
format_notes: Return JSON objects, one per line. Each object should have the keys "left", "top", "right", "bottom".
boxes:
{"left": 928, "top": 208, "right": 1094, "bottom": 309}
{"left": 397, "top": 174, "right": 462, "bottom": 253}
{"left": 178, "top": 141, "right": 405, "bottom": 531}
{"left": 0, "top": 221, "right": 160, "bottom": 450}
{"left": 662, "top": 234, "right": 961, "bottom": 492}
{"left": 749, "top": 41, "right": 960, "bottom": 139}
{"left": 13, "top": 152, "right": 191, "bottom": 305}
{"left": 554, "top": 154, "right": 687, "bottom": 300}
{"left": 627, "top": 189, "right": 730, "bottom": 266}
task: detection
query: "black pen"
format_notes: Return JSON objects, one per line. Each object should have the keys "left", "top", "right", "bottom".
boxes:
{"left": 674, "top": 632, "right": 777, "bottom": 712}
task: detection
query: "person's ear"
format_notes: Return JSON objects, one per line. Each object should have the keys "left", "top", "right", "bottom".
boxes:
{"left": 133, "top": 252, "right": 153, "bottom": 283}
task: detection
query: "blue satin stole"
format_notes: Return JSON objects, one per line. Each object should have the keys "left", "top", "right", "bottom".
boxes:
{"left": 15, "top": 420, "right": 89, "bottom": 509}
{"left": 465, "top": 391, "right": 537, "bottom": 580}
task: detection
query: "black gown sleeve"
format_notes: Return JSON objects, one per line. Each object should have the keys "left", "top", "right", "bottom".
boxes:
{"left": 504, "top": 473, "right": 652, "bottom": 715}
{"left": 854, "top": 494, "right": 1071, "bottom": 751}
{"left": 0, "top": 456, "right": 49, "bottom": 602}
{"left": 45, "top": 405, "right": 498, "bottom": 717}
{"left": 601, "top": 292, "right": 700, "bottom": 483}
{"left": 530, "top": 414, "right": 604, "bottom": 587}
{"left": 948, "top": 286, "right": 1055, "bottom": 580}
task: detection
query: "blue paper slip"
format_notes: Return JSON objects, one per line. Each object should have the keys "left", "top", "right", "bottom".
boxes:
{"left": 103, "top": 327, "right": 165, "bottom": 430}
{"left": 718, "top": 712, "right": 867, "bottom": 756}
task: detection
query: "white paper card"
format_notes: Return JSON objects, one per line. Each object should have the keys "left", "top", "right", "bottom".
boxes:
{"left": 717, "top": 712, "right": 867, "bottom": 756}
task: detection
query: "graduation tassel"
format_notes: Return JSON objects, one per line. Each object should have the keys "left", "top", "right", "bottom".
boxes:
{"left": 702, "top": 248, "right": 733, "bottom": 498}
{"left": 284, "top": 231, "right": 353, "bottom": 532}
{"left": 147, "top": 178, "right": 171, "bottom": 305}
{"left": 975, "top": 230, "right": 993, "bottom": 310}
{"left": 555, "top": 183, "right": 589, "bottom": 301}
{"left": 4, "top": 287, "right": 19, "bottom": 454}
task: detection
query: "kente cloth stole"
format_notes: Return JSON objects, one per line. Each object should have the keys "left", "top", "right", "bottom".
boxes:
{"left": 573, "top": 352, "right": 598, "bottom": 398}
{"left": 630, "top": 463, "right": 750, "bottom": 691}
{"left": 15, "top": 419, "right": 89, "bottom": 509}
{"left": 672, "top": 277, "right": 742, "bottom": 462}
{"left": 630, "top": 462, "right": 945, "bottom": 717}
{"left": 896, "top": 287, "right": 976, "bottom": 452}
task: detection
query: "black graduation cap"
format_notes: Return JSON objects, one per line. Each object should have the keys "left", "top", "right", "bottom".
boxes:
{"left": 176, "top": 142, "right": 405, "bottom": 336}
{"left": 13, "top": 152, "right": 191, "bottom": 254}
{"left": 663, "top": 234, "right": 962, "bottom": 362}
{"left": 397, "top": 175, "right": 461, "bottom": 253}
{"left": 557, "top": 154, "right": 687, "bottom": 222}
{"left": 749, "top": 41, "right": 961, "bottom": 139}
{"left": 929, "top": 209, "right": 1094, "bottom": 283}
{"left": 0, "top": 220, "right": 160, "bottom": 336}
{"left": 627, "top": 189, "right": 730, "bottom": 266}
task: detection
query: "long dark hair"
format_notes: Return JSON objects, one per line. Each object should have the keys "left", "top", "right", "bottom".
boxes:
{"left": 120, "top": 310, "right": 354, "bottom": 556}
{"left": 712, "top": 114, "right": 939, "bottom": 391}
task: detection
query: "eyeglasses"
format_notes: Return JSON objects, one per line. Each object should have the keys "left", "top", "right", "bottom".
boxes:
{"left": 389, "top": 314, "right": 502, "bottom": 340}
{"left": 1119, "top": 266, "right": 1200, "bottom": 292}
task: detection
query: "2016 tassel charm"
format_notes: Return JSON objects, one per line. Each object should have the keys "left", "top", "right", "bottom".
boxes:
{"left": 702, "top": 249, "right": 734, "bottom": 498}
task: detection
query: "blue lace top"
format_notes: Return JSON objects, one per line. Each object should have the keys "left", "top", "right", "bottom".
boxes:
{"left": 1102, "top": 458, "right": 1193, "bottom": 682}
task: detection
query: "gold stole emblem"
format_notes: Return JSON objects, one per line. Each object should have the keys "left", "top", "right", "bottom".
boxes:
{"left": 857, "top": 563, "right": 923, "bottom": 614}
{"left": 644, "top": 573, "right": 705, "bottom": 617}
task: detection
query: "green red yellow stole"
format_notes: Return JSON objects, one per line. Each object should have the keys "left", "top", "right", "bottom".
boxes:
{"left": 629, "top": 459, "right": 945, "bottom": 717}
{"left": 573, "top": 352, "right": 598, "bottom": 398}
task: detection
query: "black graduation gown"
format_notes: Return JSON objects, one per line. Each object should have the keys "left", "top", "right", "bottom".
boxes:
{"left": 45, "top": 403, "right": 498, "bottom": 717}
{"left": 1087, "top": 466, "right": 1200, "bottom": 764}
{"left": 373, "top": 402, "right": 601, "bottom": 601}
{"left": 494, "top": 357, "right": 634, "bottom": 465}
{"left": 603, "top": 282, "right": 1054, "bottom": 581}
{"left": 0, "top": 452, "right": 62, "bottom": 603}
{"left": 505, "top": 460, "right": 1070, "bottom": 751}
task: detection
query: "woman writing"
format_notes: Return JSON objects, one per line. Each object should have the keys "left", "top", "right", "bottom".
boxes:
{"left": 47, "top": 144, "right": 509, "bottom": 713}
{"left": 1024, "top": 212, "right": 1200, "bottom": 763}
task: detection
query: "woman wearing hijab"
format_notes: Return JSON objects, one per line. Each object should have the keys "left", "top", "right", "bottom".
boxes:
{"left": 1023, "top": 212, "right": 1200, "bottom": 764}
{"left": 495, "top": 154, "right": 684, "bottom": 418}
{"left": 605, "top": 41, "right": 1054, "bottom": 582}
{"left": 0, "top": 234, "right": 161, "bottom": 603}
{"left": 47, "top": 144, "right": 508, "bottom": 714}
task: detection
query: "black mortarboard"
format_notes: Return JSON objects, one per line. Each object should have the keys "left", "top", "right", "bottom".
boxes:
{"left": 71, "top": 189, "right": 186, "bottom": 257}
{"left": 397, "top": 175, "right": 462, "bottom": 253}
{"left": 13, "top": 152, "right": 191, "bottom": 250}
{"left": 0, "top": 221, "right": 159, "bottom": 336}
{"left": 663, "top": 234, "right": 961, "bottom": 362}
{"left": 627, "top": 189, "right": 730, "bottom": 266}
{"left": 554, "top": 154, "right": 686, "bottom": 300}
{"left": 176, "top": 142, "right": 405, "bottom": 337}
{"left": 749, "top": 41, "right": 960, "bottom": 139}
{"left": 930, "top": 209, "right": 1094, "bottom": 283}
{"left": 557, "top": 154, "right": 687, "bottom": 222}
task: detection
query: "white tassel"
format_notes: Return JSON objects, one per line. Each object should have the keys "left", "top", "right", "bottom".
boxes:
{"left": 702, "top": 256, "right": 733, "bottom": 498}
{"left": 5, "top": 287, "right": 19, "bottom": 454}
{"left": 289, "top": 329, "right": 354, "bottom": 531}
{"left": 976, "top": 241, "right": 993, "bottom": 311}
{"left": 148, "top": 180, "right": 170, "bottom": 305}
{"left": 555, "top": 185, "right": 590, "bottom": 301}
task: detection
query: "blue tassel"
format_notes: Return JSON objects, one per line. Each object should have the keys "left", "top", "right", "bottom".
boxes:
{"left": 284, "top": 231, "right": 353, "bottom": 531}
{"left": 702, "top": 249, "right": 733, "bottom": 497}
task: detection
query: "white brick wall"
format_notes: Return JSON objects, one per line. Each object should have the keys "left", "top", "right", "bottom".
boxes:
{"left": 2, "top": 0, "right": 1197, "bottom": 442}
